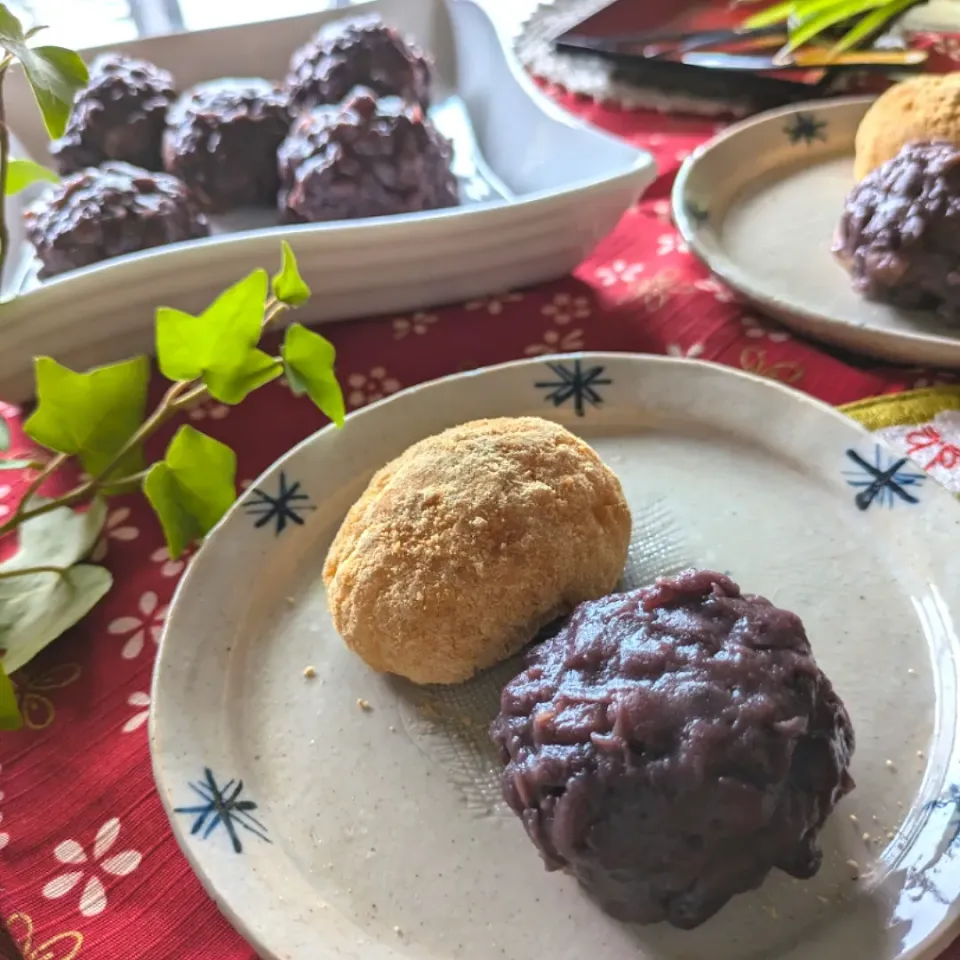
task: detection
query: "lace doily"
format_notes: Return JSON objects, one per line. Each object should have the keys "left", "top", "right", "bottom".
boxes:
{"left": 515, "top": 0, "right": 755, "bottom": 117}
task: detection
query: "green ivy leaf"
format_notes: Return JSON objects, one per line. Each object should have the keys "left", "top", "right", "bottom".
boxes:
{"left": 206, "top": 350, "right": 281, "bottom": 405}
{"left": 6, "top": 157, "right": 58, "bottom": 194}
{"left": 156, "top": 269, "right": 273, "bottom": 404}
{"left": 144, "top": 426, "right": 237, "bottom": 559}
{"left": 18, "top": 46, "right": 88, "bottom": 139}
{"left": 0, "top": 5, "right": 26, "bottom": 43}
{"left": 0, "top": 566, "right": 112, "bottom": 676}
{"left": 154, "top": 308, "right": 202, "bottom": 376}
{"left": 0, "top": 8, "right": 88, "bottom": 140}
{"left": 271, "top": 240, "right": 311, "bottom": 307}
{"left": 24, "top": 355, "right": 150, "bottom": 477}
{"left": 0, "top": 661, "right": 21, "bottom": 731}
{"left": 6, "top": 496, "right": 105, "bottom": 569}
{"left": 0, "top": 497, "right": 110, "bottom": 674}
{"left": 281, "top": 323, "right": 345, "bottom": 427}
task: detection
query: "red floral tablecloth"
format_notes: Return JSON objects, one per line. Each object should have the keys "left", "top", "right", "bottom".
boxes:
{"left": 2, "top": 75, "right": 960, "bottom": 960}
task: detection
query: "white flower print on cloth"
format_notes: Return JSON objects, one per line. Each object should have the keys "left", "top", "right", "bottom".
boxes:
{"left": 649, "top": 199, "right": 672, "bottom": 223}
{"left": 150, "top": 545, "right": 194, "bottom": 579}
{"left": 656, "top": 233, "right": 689, "bottom": 257}
{"left": 122, "top": 692, "right": 150, "bottom": 733}
{"left": 666, "top": 342, "right": 705, "bottom": 359}
{"left": 107, "top": 591, "right": 168, "bottom": 660}
{"left": 91, "top": 508, "right": 139, "bottom": 562}
{"left": 346, "top": 367, "right": 401, "bottom": 409}
{"left": 541, "top": 293, "right": 592, "bottom": 325}
{"left": 595, "top": 260, "right": 644, "bottom": 287}
{"left": 524, "top": 328, "right": 586, "bottom": 357}
{"left": 392, "top": 311, "right": 438, "bottom": 340}
{"left": 622, "top": 270, "right": 681, "bottom": 312}
{"left": 876, "top": 411, "right": 960, "bottom": 495}
{"left": 464, "top": 292, "right": 523, "bottom": 315}
{"left": 0, "top": 484, "right": 11, "bottom": 520}
{"left": 692, "top": 277, "right": 736, "bottom": 304}
{"left": 933, "top": 36, "right": 960, "bottom": 63}
{"left": 741, "top": 314, "right": 790, "bottom": 343}
{"left": 0, "top": 763, "right": 8, "bottom": 851}
{"left": 187, "top": 398, "right": 229, "bottom": 422}
{"left": 42, "top": 818, "right": 142, "bottom": 917}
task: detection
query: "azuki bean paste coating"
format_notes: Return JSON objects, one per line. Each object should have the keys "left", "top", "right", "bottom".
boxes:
{"left": 162, "top": 78, "right": 293, "bottom": 212}
{"left": 25, "top": 162, "right": 209, "bottom": 278}
{"left": 278, "top": 92, "right": 457, "bottom": 223}
{"left": 285, "top": 13, "right": 431, "bottom": 111}
{"left": 833, "top": 140, "right": 960, "bottom": 320}
{"left": 51, "top": 53, "right": 177, "bottom": 174}
{"left": 490, "top": 569, "right": 855, "bottom": 930}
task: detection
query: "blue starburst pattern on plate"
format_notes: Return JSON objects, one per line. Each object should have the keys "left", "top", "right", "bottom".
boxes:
{"left": 843, "top": 447, "right": 925, "bottom": 510}
{"left": 535, "top": 359, "right": 611, "bottom": 417}
{"left": 784, "top": 112, "right": 827, "bottom": 146}
{"left": 174, "top": 768, "right": 270, "bottom": 854}
{"left": 685, "top": 199, "right": 709, "bottom": 226}
{"left": 243, "top": 470, "right": 315, "bottom": 534}
{"left": 925, "top": 784, "right": 960, "bottom": 854}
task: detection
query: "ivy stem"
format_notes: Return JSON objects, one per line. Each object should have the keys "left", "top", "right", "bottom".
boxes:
{"left": 6, "top": 452, "right": 67, "bottom": 528}
{"left": 0, "top": 482, "right": 93, "bottom": 532}
{"left": 109, "top": 468, "right": 150, "bottom": 486}
{"left": 95, "top": 379, "right": 191, "bottom": 485}
{"left": 170, "top": 382, "right": 209, "bottom": 411}
{"left": 0, "top": 296, "right": 293, "bottom": 539}
{"left": 0, "top": 64, "right": 10, "bottom": 291}
{"left": 264, "top": 298, "right": 288, "bottom": 327}
{"left": 0, "top": 380, "right": 192, "bottom": 536}
{"left": 0, "top": 564, "right": 67, "bottom": 580}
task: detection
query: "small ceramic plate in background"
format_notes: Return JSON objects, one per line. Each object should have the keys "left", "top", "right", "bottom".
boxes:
{"left": 151, "top": 353, "right": 960, "bottom": 960}
{"left": 673, "top": 97, "right": 960, "bottom": 369}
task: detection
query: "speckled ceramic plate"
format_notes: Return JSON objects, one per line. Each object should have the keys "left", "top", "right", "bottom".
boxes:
{"left": 150, "top": 353, "right": 960, "bottom": 960}
{"left": 673, "top": 97, "right": 960, "bottom": 370}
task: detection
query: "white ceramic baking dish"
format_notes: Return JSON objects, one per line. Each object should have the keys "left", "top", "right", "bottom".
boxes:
{"left": 0, "top": 0, "right": 655, "bottom": 403}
